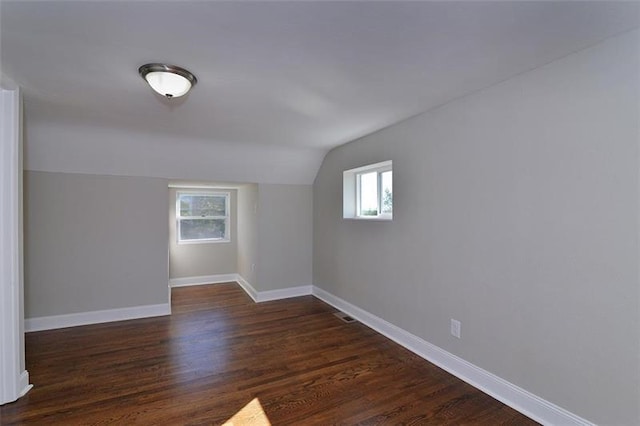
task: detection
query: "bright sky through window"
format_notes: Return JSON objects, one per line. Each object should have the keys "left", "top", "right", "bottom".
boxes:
{"left": 359, "top": 171, "right": 378, "bottom": 216}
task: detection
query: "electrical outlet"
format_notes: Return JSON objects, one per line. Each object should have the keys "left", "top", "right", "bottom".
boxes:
{"left": 451, "top": 319, "right": 461, "bottom": 339}
{"left": 251, "top": 263, "right": 255, "bottom": 272}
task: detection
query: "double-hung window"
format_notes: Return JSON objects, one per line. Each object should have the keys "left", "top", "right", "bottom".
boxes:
{"left": 176, "top": 191, "right": 230, "bottom": 243}
{"left": 343, "top": 160, "right": 392, "bottom": 220}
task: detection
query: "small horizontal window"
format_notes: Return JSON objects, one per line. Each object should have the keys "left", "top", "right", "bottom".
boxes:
{"left": 343, "top": 161, "right": 392, "bottom": 220}
{"left": 177, "top": 191, "right": 230, "bottom": 243}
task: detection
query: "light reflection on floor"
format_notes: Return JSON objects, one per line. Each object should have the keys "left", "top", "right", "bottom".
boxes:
{"left": 223, "top": 398, "right": 272, "bottom": 426}
{"left": 169, "top": 311, "right": 231, "bottom": 380}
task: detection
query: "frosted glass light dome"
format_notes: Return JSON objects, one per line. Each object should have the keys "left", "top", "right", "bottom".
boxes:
{"left": 138, "top": 64, "right": 197, "bottom": 98}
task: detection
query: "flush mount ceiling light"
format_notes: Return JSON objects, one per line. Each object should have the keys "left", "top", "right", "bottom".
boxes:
{"left": 138, "top": 63, "right": 197, "bottom": 98}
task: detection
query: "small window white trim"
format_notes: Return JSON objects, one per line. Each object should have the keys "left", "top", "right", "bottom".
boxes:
{"left": 343, "top": 160, "right": 392, "bottom": 220}
{"left": 176, "top": 191, "right": 231, "bottom": 244}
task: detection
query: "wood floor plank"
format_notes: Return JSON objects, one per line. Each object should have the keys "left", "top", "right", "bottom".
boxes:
{"left": 0, "top": 283, "right": 538, "bottom": 425}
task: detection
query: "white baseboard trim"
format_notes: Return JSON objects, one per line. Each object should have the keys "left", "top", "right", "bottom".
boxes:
{"left": 25, "top": 303, "right": 171, "bottom": 332}
{"left": 168, "top": 273, "right": 310, "bottom": 304}
{"left": 19, "top": 370, "right": 32, "bottom": 398}
{"left": 169, "top": 274, "right": 237, "bottom": 288}
{"left": 234, "top": 276, "right": 312, "bottom": 303}
{"left": 255, "top": 285, "right": 312, "bottom": 303}
{"left": 235, "top": 275, "right": 258, "bottom": 302}
{"left": 312, "top": 286, "right": 593, "bottom": 426}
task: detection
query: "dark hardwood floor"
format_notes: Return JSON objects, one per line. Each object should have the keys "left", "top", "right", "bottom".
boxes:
{"left": 1, "top": 283, "right": 538, "bottom": 425}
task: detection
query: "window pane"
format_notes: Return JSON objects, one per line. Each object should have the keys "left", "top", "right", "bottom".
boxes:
{"left": 381, "top": 170, "right": 392, "bottom": 214}
{"left": 180, "top": 219, "right": 226, "bottom": 240}
{"left": 179, "top": 194, "right": 226, "bottom": 217}
{"left": 359, "top": 172, "right": 378, "bottom": 216}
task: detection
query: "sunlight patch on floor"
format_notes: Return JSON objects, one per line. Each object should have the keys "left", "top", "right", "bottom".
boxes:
{"left": 223, "top": 398, "right": 271, "bottom": 426}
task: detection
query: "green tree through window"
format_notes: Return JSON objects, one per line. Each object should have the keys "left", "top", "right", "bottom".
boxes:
{"left": 177, "top": 192, "right": 230, "bottom": 242}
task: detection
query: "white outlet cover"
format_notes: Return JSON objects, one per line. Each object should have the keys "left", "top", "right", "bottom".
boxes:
{"left": 451, "top": 319, "right": 461, "bottom": 338}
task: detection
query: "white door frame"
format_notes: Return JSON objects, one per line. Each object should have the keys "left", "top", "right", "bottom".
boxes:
{"left": 0, "top": 80, "right": 31, "bottom": 405}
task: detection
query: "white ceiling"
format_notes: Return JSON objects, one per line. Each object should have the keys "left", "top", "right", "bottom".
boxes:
{"left": 1, "top": 1, "right": 639, "bottom": 182}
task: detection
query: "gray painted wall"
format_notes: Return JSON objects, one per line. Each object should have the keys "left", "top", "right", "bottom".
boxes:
{"left": 24, "top": 171, "right": 169, "bottom": 317}
{"left": 169, "top": 188, "right": 238, "bottom": 279}
{"left": 237, "top": 184, "right": 258, "bottom": 285}
{"left": 313, "top": 30, "right": 639, "bottom": 425}
{"left": 256, "top": 184, "right": 313, "bottom": 291}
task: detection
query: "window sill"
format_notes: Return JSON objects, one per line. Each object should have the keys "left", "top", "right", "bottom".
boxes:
{"left": 178, "top": 239, "right": 231, "bottom": 245}
{"left": 343, "top": 216, "right": 392, "bottom": 222}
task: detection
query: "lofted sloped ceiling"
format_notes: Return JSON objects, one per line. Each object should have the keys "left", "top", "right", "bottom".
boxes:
{"left": 1, "top": 1, "right": 639, "bottom": 184}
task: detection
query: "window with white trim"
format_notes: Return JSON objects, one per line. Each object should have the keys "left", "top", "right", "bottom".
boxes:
{"left": 177, "top": 191, "right": 230, "bottom": 243}
{"left": 343, "top": 161, "right": 392, "bottom": 220}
